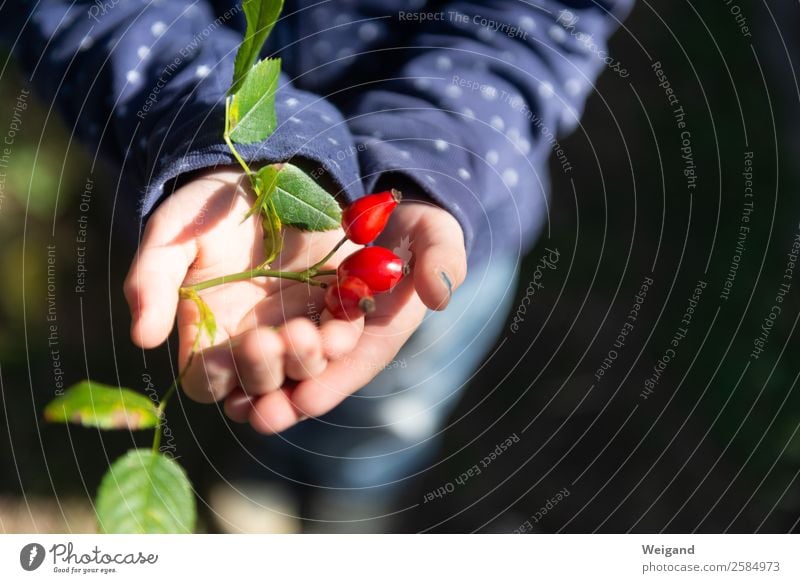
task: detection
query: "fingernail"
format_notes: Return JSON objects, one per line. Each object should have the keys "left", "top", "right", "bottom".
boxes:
{"left": 205, "top": 360, "right": 233, "bottom": 396}
{"left": 440, "top": 271, "right": 453, "bottom": 296}
{"left": 226, "top": 390, "right": 254, "bottom": 424}
{"left": 228, "top": 390, "right": 253, "bottom": 408}
{"left": 309, "top": 357, "right": 328, "bottom": 376}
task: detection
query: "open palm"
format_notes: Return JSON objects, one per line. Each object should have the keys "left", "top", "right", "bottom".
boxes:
{"left": 124, "top": 168, "right": 467, "bottom": 434}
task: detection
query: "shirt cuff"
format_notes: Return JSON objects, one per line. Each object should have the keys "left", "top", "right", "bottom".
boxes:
{"left": 137, "top": 75, "right": 365, "bottom": 220}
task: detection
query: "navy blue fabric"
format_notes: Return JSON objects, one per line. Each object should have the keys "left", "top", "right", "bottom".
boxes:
{"left": 2, "top": 0, "right": 633, "bottom": 263}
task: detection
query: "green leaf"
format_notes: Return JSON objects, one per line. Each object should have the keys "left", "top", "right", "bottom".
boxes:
{"left": 248, "top": 165, "right": 283, "bottom": 263}
{"left": 180, "top": 288, "right": 217, "bottom": 348}
{"left": 96, "top": 449, "right": 195, "bottom": 534}
{"left": 228, "top": 57, "right": 281, "bottom": 144}
{"left": 230, "top": 0, "right": 284, "bottom": 95}
{"left": 44, "top": 381, "right": 159, "bottom": 430}
{"left": 272, "top": 163, "right": 342, "bottom": 231}
{"left": 244, "top": 164, "right": 280, "bottom": 221}
{"left": 261, "top": 199, "right": 283, "bottom": 263}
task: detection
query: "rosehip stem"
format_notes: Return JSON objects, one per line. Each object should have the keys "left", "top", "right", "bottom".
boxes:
{"left": 223, "top": 96, "right": 255, "bottom": 183}
{"left": 309, "top": 235, "right": 348, "bottom": 272}
{"left": 183, "top": 266, "right": 337, "bottom": 294}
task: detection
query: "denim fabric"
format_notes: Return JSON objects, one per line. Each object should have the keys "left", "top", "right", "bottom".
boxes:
{"left": 249, "top": 256, "right": 519, "bottom": 498}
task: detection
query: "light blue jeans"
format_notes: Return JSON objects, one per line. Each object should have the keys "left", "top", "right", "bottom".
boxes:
{"left": 248, "top": 257, "right": 519, "bottom": 503}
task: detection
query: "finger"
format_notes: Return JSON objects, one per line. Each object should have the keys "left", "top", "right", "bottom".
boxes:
{"left": 279, "top": 318, "right": 327, "bottom": 381}
{"left": 290, "top": 278, "right": 424, "bottom": 422}
{"left": 319, "top": 311, "right": 364, "bottom": 360}
{"left": 410, "top": 209, "right": 468, "bottom": 311}
{"left": 247, "top": 279, "right": 424, "bottom": 435}
{"left": 124, "top": 215, "right": 197, "bottom": 348}
{"left": 232, "top": 326, "right": 285, "bottom": 395}
{"left": 182, "top": 339, "right": 237, "bottom": 403}
{"left": 234, "top": 282, "right": 322, "bottom": 333}
{"left": 248, "top": 384, "right": 307, "bottom": 435}
{"left": 224, "top": 387, "right": 254, "bottom": 423}
{"left": 291, "top": 332, "right": 410, "bottom": 420}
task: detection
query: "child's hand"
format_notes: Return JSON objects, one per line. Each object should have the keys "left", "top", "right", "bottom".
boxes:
{"left": 124, "top": 168, "right": 467, "bottom": 434}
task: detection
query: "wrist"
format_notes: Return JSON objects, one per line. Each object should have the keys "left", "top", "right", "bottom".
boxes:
{"left": 174, "top": 165, "right": 246, "bottom": 190}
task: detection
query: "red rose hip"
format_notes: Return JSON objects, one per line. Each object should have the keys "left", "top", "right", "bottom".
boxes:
{"left": 338, "top": 246, "right": 407, "bottom": 293}
{"left": 324, "top": 276, "right": 376, "bottom": 320}
{"left": 342, "top": 189, "right": 402, "bottom": 244}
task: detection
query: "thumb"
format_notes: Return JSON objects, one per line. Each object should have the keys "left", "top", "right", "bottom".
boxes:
{"left": 124, "top": 215, "right": 196, "bottom": 349}
{"left": 409, "top": 206, "right": 468, "bottom": 310}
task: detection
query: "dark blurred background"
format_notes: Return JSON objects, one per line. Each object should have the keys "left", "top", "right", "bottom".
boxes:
{"left": 2, "top": 0, "right": 800, "bottom": 532}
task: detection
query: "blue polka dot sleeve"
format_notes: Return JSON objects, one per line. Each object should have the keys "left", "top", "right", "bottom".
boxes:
{"left": 1, "top": 0, "right": 365, "bottom": 224}
{"left": 280, "top": 0, "right": 635, "bottom": 262}
{"left": 2, "top": 0, "right": 633, "bottom": 262}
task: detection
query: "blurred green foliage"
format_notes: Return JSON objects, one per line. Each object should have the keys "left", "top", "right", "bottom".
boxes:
{"left": 0, "top": 50, "right": 90, "bottom": 362}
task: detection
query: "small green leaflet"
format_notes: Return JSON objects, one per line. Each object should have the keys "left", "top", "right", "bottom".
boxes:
{"left": 180, "top": 288, "right": 217, "bottom": 349}
{"left": 228, "top": 57, "right": 281, "bottom": 144}
{"left": 261, "top": 198, "right": 283, "bottom": 263}
{"left": 44, "top": 381, "right": 159, "bottom": 430}
{"left": 229, "top": 0, "right": 284, "bottom": 95}
{"left": 244, "top": 163, "right": 280, "bottom": 221}
{"left": 272, "top": 163, "right": 342, "bottom": 231}
{"left": 96, "top": 449, "right": 196, "bottom": 534}
{"left": 245, "top": 165, "right": 283, "bottom": 262}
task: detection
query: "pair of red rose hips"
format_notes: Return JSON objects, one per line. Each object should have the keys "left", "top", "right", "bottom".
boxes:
{"left": 324, "top": 189, "right": 408, "bottom": 320}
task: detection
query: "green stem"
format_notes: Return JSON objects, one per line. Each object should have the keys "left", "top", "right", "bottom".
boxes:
{"left": 309, "top": 235, "right": 348, "bottom": 272}
{"left": 152, "top": 353, "right": 194, "bottom": 454}
{"left": 152, "top": 417, "right": 163, "bottom": 455}
{"left": 224, "top": 96, "right": 254, "bottom": 181}
{"left": 183, "top": 266, "right": 327, "bottom": 294}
